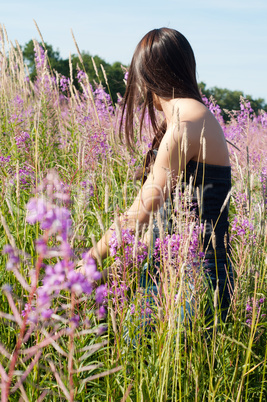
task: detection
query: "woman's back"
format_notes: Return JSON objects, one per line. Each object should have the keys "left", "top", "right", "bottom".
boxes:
{"left": 163, "top": 98, "right": 230, "bottom": 169}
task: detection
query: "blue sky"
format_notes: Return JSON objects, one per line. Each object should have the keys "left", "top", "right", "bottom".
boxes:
{"left": 1, "top": 0, "right": 267, "bottom": 101}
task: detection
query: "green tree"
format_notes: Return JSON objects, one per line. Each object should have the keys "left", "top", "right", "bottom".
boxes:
{"left": 199, "top": 82, "right": 267, "bottom": 120}
{"left": 72, "top": 52, "right": 126, "bottom": 102}
{"left": 23, "top": 40, "right": 69, "bottom": 80}
{"left": 22, "top": 40, "right": 266, "bottom": 115}
{"left": 22, "top": 41, "right": 126, "bottom": 102}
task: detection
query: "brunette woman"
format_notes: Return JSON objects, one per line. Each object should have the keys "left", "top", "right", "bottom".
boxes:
{"left": 80, "top": 27, "right": 234, "bottom": 324}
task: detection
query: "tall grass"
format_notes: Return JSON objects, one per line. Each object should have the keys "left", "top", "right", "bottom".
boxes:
{"left": 0, "top": 26, "right": 266, "bottom": 400}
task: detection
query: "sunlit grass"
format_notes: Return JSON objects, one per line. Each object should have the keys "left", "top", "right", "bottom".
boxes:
{"left": 0, "top": 27, "right": 266, "bottom": 400}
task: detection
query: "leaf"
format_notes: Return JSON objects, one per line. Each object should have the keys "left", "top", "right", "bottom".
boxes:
{"left": 41, "top": 329, "right": 68, "bottom": 357}
{"left": 0, "top": 342, "right": 11, "bottom": 359}
{"left": 244, "top": 361, "right": 264, "bottom": 377}
{"left": 48, "top": 360, "right": 70, "bottom": 401}
{"left": 79, "top": 340, "right": 108, "bottom": 361}
{"left": 20, "top": 329, "right": 66, "bottom": 355}
{"left": 72, "top": 363, "right": 103, "bottom": 373}
{"left": 82, "top": 365, "right": 123, "bottom": 383}
{"left": 11, "top": 351, "right": 42, "bottom": 393}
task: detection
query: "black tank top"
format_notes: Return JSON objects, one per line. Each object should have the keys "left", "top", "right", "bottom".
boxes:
{"left": 142, "top": 151, "right": 231, "bottom": 260}
{"left": 185, "top": 160, "right": 231, "bottom": 259}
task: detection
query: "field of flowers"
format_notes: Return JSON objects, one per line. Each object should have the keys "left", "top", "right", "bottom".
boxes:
{"left": 0, "top": 28, "right": 267, "bottom": 401}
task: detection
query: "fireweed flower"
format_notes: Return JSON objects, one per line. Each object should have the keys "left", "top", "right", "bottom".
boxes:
{"left": 202, "top": 95, "right": 224, "bottom": 125}
{"left": 15, "top": 131, "right": 30, "bottom": 151}
{"left": 3, "top": 244, "right": 20, "bottom": 270}
{"left": 60, "top": 76, "right": 69, "bottom": 92}
{"left": 42, "top": 262, "right": 66, "bottom": 293}
{"left": 70, "top": 314, "right": 80, "bottom": 328}
{"left": 153, "top": 225, "right": 203, "bottom": 272}
{"left": 23, "top": 171, "right": 105, "bottom": 323}
{"left": 26, "top": 197, "right": 72, "bottom": 241}
{"left": 108, "top": 280, "right": 129, "bottom": 311}
{"left": 81, "top": 180, "right": 94, "bottom": 197}
{"left": 109, "top": 228, "right": 148, "bottom": 266}
{"left": 129, "top": 297, "right": 154, "bottom": 319}
{"left": 94, "top": 85, "right": 114, "bottom": 119}
{"left": 246, "top": 296, "right": 266, "bottom": 328}
{"left": 230, "top": 216, "right": 255, "bottom": 244}
{"left": 34, "top": 44, "right": 46, "bottom": 70}
{"left": 26, "top": 198, "right": 48, "bottom": 224}
{"left": 19, "top": 166, "right": 34, "bottom": 188}
{"left": 82, "top": 253, "right": 101, "bottom": 283}
{"left": 77, "top": 69, "right": 87, "bottom": 83}
{"left": 108, "top": 228, "right": 148, "bottom": 311}
{"left": 97, "top": 324, "right": 108, "bottom": 336}
{"left": 21, "top": 303, "right": 36, "bottom": 318}
{"left": 95, "top": 285, "right": 107, "bottom": 304}
{"left": 96, "top": 306, "right": 106, "bottom": 320}
{"left": 0, "top": 155, "right": 11, "bottom": 164}
{"left": 66, "top": 270, "right": 93, "bottom": 296}
{"left": 41, "top": 309, "right": 53, "bottom": 320}
{"left": 41, "top": 206, "right": 71, "bottom": 238}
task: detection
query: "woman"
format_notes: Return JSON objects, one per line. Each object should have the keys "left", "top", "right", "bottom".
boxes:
{"left": 80, "top": 28, "right": 233, "bottom": 324}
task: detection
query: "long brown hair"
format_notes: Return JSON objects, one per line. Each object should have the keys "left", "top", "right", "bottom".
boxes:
{"left": 120, "top": 28, "right": 203, "bottom": 150}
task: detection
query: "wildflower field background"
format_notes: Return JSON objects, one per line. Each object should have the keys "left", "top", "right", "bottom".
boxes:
{"left": 0, "top": 26, "right": 267, "bottom": 401}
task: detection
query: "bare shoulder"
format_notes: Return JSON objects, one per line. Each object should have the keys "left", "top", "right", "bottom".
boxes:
{"left": 171, "top": 99, "right": 229, "bottom": 165}
{"left": 169, "top": 99, "right": 210, "bottom": 142}
{"left": 175, "top": 98, "right": 214, "bottom": 126}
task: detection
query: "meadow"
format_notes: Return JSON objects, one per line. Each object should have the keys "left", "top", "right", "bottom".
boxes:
{"left": 0, "top": 27, "right": 267, "bottom": 401}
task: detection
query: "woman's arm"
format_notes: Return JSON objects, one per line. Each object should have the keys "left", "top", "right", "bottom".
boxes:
{"left": 84, "top": 123, "right": 192, "bottom": 266}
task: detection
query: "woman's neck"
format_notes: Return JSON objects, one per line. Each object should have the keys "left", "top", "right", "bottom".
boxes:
{"left": 159, "top": 98, "right": 181, "bottom": 128}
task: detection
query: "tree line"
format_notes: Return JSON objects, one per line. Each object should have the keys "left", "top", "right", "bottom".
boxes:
{"left": 22, "top": 40, "right": 267, "bottom": 118}
{"left": 22, "top": 40, "right": 125, "bottom": 104}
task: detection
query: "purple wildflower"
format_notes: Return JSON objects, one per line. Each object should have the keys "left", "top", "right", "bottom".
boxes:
{"left": 37, "top": 288, "right": 52, "bottom": 310}
{"left": 3, "top": 244, "right": 20, "bottom": 270}
{"left": 0, "top": 155, "right": 11, "bottom": 164}
{"left": 94, "top": 85, "right": 114, "bottom": 118}
{"left": 77, "top": 69, "right": 86, "bottom": 83}
{"left": 70, "top": 314, "right": 80, "bottom": 328}
{"left": 97, "top": 325, "right": 108, "bottom": 336}
{"left": 26, "top": 196, "right": 72, "bottom": 241}
{"left": 66, "top": 269, "right": 93, "bottom": 296}
{"left": 22, "top": 303, "right": 36, "bottom": 320}
{"left": 41, "top": 309, "right": 53, "bottom": 320}
{"left": 35, "top": 238, "right": 47, "bottom": 256}
{"left": 96, "top": 306, "right": 106, "bottom": 320}
{"left": 60, "top": 76, "right": 69, "bottom": 92}
{"left": 109, "top": 228, "right": 147, "bottom": 266}
{"left": 15, "top": 131, "right": 30, "bottom": 150}
{"left": 246, "top": 296, "right": 266, "bottom": 328}
{"left": 95, "top": 285, "right": 107, "bottom": 304}
{"left": 34, "top": 44, "right": 46, "bottom": 70}
{"left": 42, "top": 262, "right": 66, "bottom": 292}
{"left": 26, "top": 198, "right": 48, "bottom": 224}
{"left": 82, "top": 253, "right": 101, "bottom": 282}
{"left": 231, "top": 217, "right": 255, "bottom": 244}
